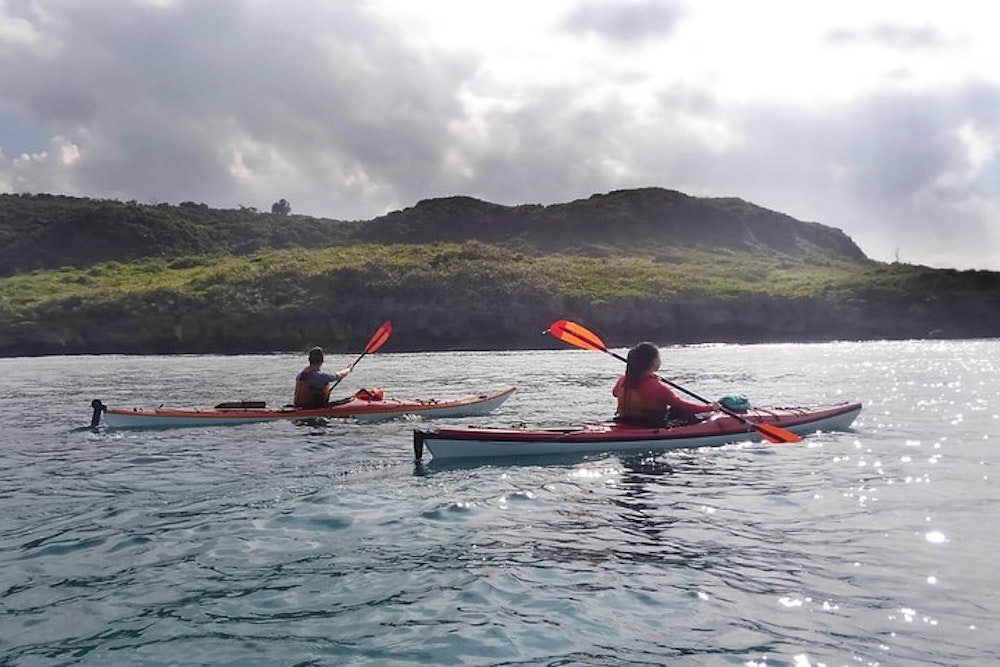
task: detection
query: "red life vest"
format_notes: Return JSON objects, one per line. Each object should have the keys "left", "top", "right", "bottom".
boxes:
{"left": 613, "top": 375, "right": 670, "bottom": 427}
{"left": 615, "top": 386, "right": 668, "bottom": 427}
{"left": 354, "top": 387, "right": 384, "bottom": 402}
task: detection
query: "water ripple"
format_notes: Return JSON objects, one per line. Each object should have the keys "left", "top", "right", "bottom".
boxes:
{"left": 1, "top": 343, "right": 998, "bottom": 665}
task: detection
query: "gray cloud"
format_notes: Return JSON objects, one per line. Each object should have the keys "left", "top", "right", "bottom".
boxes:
{"left": 560, "top": 0, "right": 684, "bottom": 44}
{"left": 826, "top": 23, "right": 953, "bottom": 50}
{"left": 631, "top": 84, "right": 1000, "bottom": 268}
{"left": 0, "top": 1, "right": 998, "bottom": 269}
{"left": 0, "top": 0, "right": 475, "bottom": 215}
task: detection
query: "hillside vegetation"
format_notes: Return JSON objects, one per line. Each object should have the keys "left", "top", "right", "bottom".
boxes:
{"left": 0, "top": 189, "right": 997, "bottom": 356}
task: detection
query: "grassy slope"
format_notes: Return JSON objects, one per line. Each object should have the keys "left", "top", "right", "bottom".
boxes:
{"left": 0, "top": 243, "right": 872, "bottom": 310}
{"left": 3, "top": 241, "right": 997, "bottom": 355}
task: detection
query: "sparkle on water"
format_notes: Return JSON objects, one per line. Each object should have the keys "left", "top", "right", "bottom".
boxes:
{"left": 0, "top": 339, "right": 997, "bottom": 665}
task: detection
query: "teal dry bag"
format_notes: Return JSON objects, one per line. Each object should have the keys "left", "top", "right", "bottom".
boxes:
{"left": 719, "top": 394, "right": 752, "bottom": 411}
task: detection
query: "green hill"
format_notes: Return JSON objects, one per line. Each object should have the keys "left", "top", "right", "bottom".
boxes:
{"left": 0, "top": 189, "right": 997, "bottom": 356}
{"left": 0, "top": 193, "right": 360, "bottom": 275}
{"left": 361, "top": 189, "right": 867, "bottom": 261}
{"left": 1, "top": 188, "right": 864, "bottom": 275}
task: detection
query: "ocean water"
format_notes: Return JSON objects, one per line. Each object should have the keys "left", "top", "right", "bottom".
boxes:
{"left": 0, "top": 340, "right": 997, "bottom": 666}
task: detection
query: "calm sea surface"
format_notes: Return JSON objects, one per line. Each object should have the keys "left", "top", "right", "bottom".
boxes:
{"left": 1, "top": 341, "right": 997, "bottom": 666}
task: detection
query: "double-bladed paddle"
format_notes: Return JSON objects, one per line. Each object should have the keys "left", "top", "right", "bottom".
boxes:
{"left": 546, "top": 319, "right": 801, "bottom": 444}
{"left": 331, "top": 320, "right": 393, "bottom": 389}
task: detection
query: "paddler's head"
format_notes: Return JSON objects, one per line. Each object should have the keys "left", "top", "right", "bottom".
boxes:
{"left": 625, "top": 342, "right": 660, "bottom": 387}
{"left": 308, "top": 346, "right": 324, "bottom": 366}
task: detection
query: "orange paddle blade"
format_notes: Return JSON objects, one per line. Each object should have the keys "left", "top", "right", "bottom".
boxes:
{"left": 755, "top": 422, "right": 802, "bottom": 444}
{"left": 364, "top": 320, "right": 393, "bottom": 355}
{"left": 547, "top": 319, "right": 608, "bottom": 352}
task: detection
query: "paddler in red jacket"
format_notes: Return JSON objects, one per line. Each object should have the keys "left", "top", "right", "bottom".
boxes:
{"left": 613, "top": 342, "right": 719, "bottom": 427}
{"left": 294, "top": 347, "right": 353, "bottom": 409}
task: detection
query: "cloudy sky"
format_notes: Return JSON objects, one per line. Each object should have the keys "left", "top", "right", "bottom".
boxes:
{"left": 1, "top": 0, "right": 999, "bottom": 270}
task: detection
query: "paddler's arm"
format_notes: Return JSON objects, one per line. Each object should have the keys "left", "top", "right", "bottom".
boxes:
{"left": 661, "top": 384, "right": 720, "bottom": 417}
{"left": 703, "top": 400, "right": 722, "bottom": 413}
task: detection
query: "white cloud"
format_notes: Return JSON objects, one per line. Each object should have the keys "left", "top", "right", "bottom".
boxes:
{"left": 0, "top": 135, "right": 84, "bottom": 195}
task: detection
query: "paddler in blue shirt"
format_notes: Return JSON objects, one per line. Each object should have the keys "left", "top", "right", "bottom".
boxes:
{"left": 293, "top": 346, "right": 353, "bottom": 409}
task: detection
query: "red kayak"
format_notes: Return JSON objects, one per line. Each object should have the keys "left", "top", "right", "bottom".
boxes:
{"left": 413, "top": 402, "right": 862, "bottom": 460}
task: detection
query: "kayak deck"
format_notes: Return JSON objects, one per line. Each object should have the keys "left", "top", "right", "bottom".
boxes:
{"left": 414, "top": 402, "right": 862, "bottom": 460}
{"left": 95, "top": 387, "right": 516, "bottom": 429}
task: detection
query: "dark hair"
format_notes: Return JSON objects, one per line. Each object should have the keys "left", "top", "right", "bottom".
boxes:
{"left": 625, "top": 342, "right": 659, "bottom": 388}
{"left": 308, "top": 346, "right": 324, "bottom": 365}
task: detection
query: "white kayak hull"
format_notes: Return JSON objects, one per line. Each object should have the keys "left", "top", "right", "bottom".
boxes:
{"left": 97, "top": 387, "right": 516, "bottom": 429}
